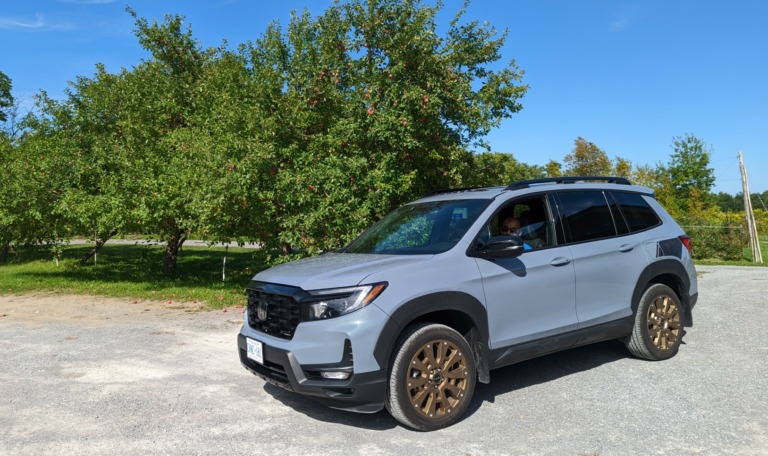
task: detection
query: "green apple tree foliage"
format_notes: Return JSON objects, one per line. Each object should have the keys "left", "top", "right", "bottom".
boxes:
{"left": 465, "top": 152, "right": 544, "bottom": 187}
{"left": 0, "top": 101, "right": 74, "bottom": 263}
{"left": 18, "top": 11, "right": 215, "bottom": 274}
{"left": 180, "top": 42, "right": 287, "bottom": 254}
{"left": 6, "top": 0, "right": 529, "bottom": 272}
{"left": 26, "top": 73, "right": 139, "bottom": 266}
{"left": 114, "top": 9, "right": 216, "bottom": 274}
{"left": 120, "top": 10, "right": 287, "bottom": 273}
{"left": 1, "top": 73, "right": 71, "bottom": 262}
{"left": 0, "top": 133, "right": 15, "bottom": 262}
{"left": 243, "top": 0, "right": 528, "bottom": 255}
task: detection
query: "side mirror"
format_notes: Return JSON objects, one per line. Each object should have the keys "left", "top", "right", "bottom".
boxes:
{"left": 470, "top": 235, "right": 525, "bottom": 259}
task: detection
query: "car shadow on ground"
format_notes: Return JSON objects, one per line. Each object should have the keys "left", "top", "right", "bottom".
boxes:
{"left": 261, "top": 382, "right": 399, "bottom": 430}
{"left": 259, "top": 339, "right": 633, "bottom": 431}
{"left": 467, "top": 340, "right": 629, "bottom": 412}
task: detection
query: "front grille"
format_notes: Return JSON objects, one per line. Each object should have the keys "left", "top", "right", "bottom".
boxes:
{"left": 247, "top": 288, "right": 301, "bottom": 340}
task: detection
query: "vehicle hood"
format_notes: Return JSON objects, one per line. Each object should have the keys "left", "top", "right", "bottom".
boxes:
{"left": 251, "top": 252, "right": 433, "bottom": 291}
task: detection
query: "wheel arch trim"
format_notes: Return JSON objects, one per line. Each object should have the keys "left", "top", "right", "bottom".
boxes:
{"left": 632, "top": 259, "right": 693, "bottom": 326}
{"left": 372, "top": 291, "right": 491, "bottom": 383}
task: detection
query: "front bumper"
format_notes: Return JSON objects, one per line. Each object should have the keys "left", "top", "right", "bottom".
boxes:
{"left": 237, "top": 333, "right": 387, "bottom": 413}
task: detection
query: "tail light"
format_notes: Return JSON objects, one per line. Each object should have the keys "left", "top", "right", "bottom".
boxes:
{"left": 679, "top": 235, "right": 692, "bottom": 254}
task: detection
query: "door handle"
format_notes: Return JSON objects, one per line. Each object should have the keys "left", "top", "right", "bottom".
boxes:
{"left": 619, "top": 244, "right": 634, "bottom": 252}
{"left": 550, "top": 257, "right": 571, "bottom": 266}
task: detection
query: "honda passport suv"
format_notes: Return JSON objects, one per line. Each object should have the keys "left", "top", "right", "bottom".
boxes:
{"left": 237, "top": 177, "right": 698, "bottom": 431}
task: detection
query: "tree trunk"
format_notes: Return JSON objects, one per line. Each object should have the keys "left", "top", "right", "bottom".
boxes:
{"left": 281, "top": 242, "right": 293, "bottom": 255}
{"left": 78, "top": 229, "right": 118, "bottom": 266}
{"left": 163, "top": 227, "right": 188, "bottom": 276}
{"left": 0, "top": 242, "right": 9, "bottom": 263}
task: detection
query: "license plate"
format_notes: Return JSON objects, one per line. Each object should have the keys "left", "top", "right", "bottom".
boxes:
{"left": 246, "top": 338, "right": 264, "bottom": 364}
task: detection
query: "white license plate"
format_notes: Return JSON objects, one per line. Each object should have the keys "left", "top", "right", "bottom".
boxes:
{"left": 246, "top": 338, "right": 264, "bottom": 364}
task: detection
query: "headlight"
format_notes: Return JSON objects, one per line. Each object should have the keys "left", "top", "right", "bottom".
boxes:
{"left": 304, "top": 282, "right": 387, "bottom": 321}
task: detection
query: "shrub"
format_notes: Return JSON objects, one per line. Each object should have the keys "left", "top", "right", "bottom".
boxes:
{"left": 681, "top": 216, "right": 746, "bottom": 261}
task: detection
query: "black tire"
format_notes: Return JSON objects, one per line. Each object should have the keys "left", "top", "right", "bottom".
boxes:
{"left": 626, "top": 283, "right": 684, "bottom": 360}
{"left": 384, "top": 323, "right": 477, "bottom": 431}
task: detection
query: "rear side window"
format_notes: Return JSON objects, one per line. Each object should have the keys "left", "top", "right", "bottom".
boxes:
{"left": 558, "top": 191, "right": 616, "bottom": 243}
{"left": 612, "top": 192, "right": 661, "bottom": 232}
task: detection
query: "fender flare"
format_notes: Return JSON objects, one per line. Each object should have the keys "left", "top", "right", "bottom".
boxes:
{"left": 372, "top": 291, "right": 491, "bottom": 383}
{"left": 632, "top": 258, "right": 693, "bottom": 325}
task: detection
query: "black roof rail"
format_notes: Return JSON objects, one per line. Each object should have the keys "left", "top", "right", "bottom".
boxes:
{"left": 505, "top": 176, "right": 632, "bottom": 191}
{"left": 421, "top": 186, "right": 491, "bottom": 197}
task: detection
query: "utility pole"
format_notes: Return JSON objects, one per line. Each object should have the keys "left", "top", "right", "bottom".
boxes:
{"left": 739, "top": 151, "right": 763, "bottom": 263}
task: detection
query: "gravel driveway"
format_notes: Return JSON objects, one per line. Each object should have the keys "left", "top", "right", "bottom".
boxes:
{"left": 1, "top": 265, "right": 766, "bottom": 455}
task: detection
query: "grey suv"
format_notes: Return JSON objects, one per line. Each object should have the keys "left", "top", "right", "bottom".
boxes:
{"left": 237, "top": 177, "right": 698, "bottom": 430}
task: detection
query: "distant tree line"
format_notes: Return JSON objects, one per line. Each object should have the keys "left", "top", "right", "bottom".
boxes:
{"left": 714, "top": 191, "right": 768, "bottom": 213}
{"left": 0, "top": 0, "right": 762, "bottom": 272}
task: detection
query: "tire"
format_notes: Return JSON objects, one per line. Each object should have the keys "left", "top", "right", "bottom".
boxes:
{"left": 626, "top": 283, "right": 684, "bottom": 360}
{"left": 385, "top": 323, "right": 477, "bottom": 431}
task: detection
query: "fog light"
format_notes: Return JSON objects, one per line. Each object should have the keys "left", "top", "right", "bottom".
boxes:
{"left": 320, "top": 371, "right": 351, "bottom": 380}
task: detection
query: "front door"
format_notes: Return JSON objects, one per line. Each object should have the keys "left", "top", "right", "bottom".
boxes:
{"left": 472, "top": 195, "right": 578, "bottom": 349}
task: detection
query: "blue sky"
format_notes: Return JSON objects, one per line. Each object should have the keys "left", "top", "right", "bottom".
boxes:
{"left": 2, "top": 0, "right": 766, "bottom": 195}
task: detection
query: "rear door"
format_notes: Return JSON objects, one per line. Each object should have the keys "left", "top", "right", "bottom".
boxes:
{"left": 554, "top": 190, "right": 651, "bottom": 328}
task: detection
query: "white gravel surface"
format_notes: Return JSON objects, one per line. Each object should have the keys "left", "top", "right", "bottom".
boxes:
{"left": 1, "top": 265, "right": 766, "bottom": 455}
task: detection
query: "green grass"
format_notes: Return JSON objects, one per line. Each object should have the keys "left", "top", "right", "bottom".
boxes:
{"left": 0, "top": 243, "right": 271, "bottom": 308}
{"left": 2, "top": 237, "right": 766, "bottom": 308}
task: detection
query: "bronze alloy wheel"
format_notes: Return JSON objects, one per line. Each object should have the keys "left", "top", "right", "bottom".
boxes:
{"left": 386, "top": 323, "right": 477, "bottom": 430}
{"left": 646, "top": 292, "right": 682, "bottom": 351}
{"left": 405, "top": 338, "right": 470, "bottom": 419}
{"left": 626, "top": 283, "right": 685, "bottom": 360}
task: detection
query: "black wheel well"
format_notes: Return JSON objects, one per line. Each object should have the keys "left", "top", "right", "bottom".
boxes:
{"left": 649, "top": 273, "right": 683, "bottom": 298}
{"left": 408, "top": 310, "right": 475, "bottom": 338}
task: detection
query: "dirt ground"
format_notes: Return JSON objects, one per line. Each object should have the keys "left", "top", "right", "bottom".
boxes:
{"left": 0, "top": 292, "right": 242, "bottom": 326}
{"left": 2, "top": 266, "right": 767, "bottom": 455}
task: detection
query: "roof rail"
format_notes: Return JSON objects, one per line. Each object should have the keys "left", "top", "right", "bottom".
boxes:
{"left": 421, "top": 186, "right": 490, "bottom": 197}
{"left": 505, "top": 176, "right": 632, "bottom": 191}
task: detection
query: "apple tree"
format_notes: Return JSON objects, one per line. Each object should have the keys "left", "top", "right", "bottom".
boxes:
{"left": 244, "top": 0, "right": 528, "bottom": 255}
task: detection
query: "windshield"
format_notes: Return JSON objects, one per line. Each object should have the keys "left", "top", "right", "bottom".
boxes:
{"left": 344, "top": 199, "right": 491, "bottom": 255}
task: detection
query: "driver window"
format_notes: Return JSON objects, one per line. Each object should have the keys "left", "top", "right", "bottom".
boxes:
{"left": 482, "top": 197, "right": 553, "bottom": 250}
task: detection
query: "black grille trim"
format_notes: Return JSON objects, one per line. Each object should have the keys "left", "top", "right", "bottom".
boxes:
{"left": 246, "top": 282, "right": 306, "bottom": 340}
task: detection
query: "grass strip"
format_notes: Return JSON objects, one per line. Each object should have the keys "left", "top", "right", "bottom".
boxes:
{"left": 0, "top": 243, "right": 269, "bottom": 309}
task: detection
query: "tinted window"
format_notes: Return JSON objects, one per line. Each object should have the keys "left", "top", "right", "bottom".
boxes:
{"left": 558, "top": 191, "right": 616, "bottom": 243}
{"left": 612, "top": 192, "right": 661, "bottom": 232}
